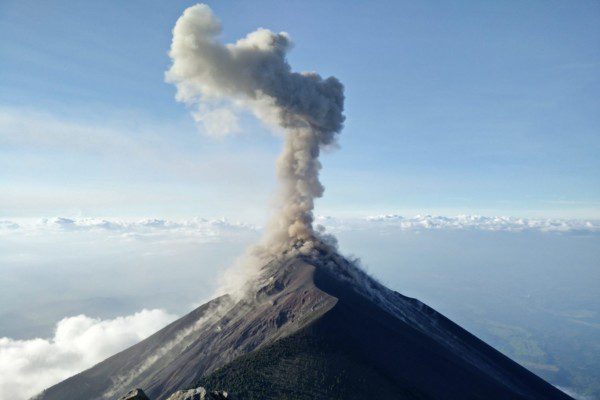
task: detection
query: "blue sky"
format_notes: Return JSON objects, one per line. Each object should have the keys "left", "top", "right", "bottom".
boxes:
{"left": 1, "top": 0, "right": 599, "bottom": 220}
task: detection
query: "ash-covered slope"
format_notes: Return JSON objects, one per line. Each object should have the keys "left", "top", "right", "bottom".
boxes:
{"left": 198, "top": 252, "right": 571, "bottom": 400}
{"left": 37, "top": 247, "right": 570, "bottom": 400}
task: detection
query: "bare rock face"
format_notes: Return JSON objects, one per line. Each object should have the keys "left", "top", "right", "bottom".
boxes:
{"left": 120, "top": 388, "right": 150, "bottom": 400}
{"left": 165, "top": 387, "right": 231, "bottom": 400}
{"left": 39, "top": 251, "right": 573, "bottom": 400}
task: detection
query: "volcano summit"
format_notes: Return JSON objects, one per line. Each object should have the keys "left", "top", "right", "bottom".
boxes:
{"left": 37, "top": 245, "right": 570, "bottom": 400}
{"left": 36, "top": 4, "right": 571, "bottom": 400}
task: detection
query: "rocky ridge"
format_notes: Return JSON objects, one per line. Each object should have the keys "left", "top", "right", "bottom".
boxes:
{"left": 120, "top": 387, "right": 231, "bottom": 400}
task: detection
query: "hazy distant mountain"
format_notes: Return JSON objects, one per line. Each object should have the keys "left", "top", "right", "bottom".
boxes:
{"left": 36, "top": 247, "right": 572, "bottom": 400}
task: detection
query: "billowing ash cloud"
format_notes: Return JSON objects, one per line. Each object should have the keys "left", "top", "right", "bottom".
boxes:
{"left": 166, "top": 4, "right": 344, "bottom": 254}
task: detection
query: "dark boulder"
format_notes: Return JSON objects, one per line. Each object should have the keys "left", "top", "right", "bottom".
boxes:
{"left": 120, "top": 388, "right": 151, "bottom": 400}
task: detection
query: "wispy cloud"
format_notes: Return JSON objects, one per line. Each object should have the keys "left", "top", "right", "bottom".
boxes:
{"left": 0, "top": 105, "right": 274, "bottom": 182}
{"left": 0, "top": 106, "right": 276, "bottom": 218}
{"left": 0, "top": 106, "right": 168, "bottom": 158}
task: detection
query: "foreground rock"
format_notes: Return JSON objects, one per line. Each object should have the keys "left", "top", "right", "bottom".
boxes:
{"left": 120, "top": 389, "right": 150, "bottom": 400}
{"left": 165, "top": 387, "right": 231, "bottom": 400}
{"left": 117, "top": 387, "right": 230, "bottom": 400}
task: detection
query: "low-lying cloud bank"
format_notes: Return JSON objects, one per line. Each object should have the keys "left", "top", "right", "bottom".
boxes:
{"left": 1, "top": 214, "right": 597, "bottom": 399}
{"left": 0, "top": 217, "right": 258, "bottom": 243}
{"left": 0, "top": 309, "right": 176, "bottom": 400}
{"left": 316, "top": 214, "right": 600, "bottom": 235}
{"left": 1, "top": 214, "right": 598, "bottom": 238}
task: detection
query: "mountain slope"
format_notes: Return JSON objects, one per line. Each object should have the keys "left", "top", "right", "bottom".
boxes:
{"left": 37, "top": 249, "right": 572, "bottom": 400}
{"left": 197, "top": 255, "right": 571, "bottom": 399}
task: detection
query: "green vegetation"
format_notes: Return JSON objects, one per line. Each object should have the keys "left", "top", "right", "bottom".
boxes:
{"left": 475, "top": 318, "right": 600, "bottom": 399}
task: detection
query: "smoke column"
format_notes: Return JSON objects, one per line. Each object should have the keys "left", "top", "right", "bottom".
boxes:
{"left": 166, "top": 4, "right": 344, "bottom": 255}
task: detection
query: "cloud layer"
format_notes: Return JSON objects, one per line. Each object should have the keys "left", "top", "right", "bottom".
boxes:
{"left": 316, "top": 214, "right": 600, "bottom": 234}
{"left": 0, "top": 309, "right": 176, "bottom": 400}
{"left": 0, "top": 217, "right": 258, "bottom": 243}
{"left": 1, "top": 214, "right": 596, "bottom": 400}
{"left": 1, "top": 215, "right": 598, "bottom": 239}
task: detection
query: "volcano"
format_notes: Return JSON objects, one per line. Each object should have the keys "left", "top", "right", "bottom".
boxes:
{"left": 36, "top": 246, "right": 571, "bottom": 400}
{"left": 24, "top": 3, "right": 576, "bottom": 399}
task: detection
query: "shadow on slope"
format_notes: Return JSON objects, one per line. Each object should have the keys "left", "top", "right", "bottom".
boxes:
{"left": 194, "top": 254, "right": 571, "bottom": 400}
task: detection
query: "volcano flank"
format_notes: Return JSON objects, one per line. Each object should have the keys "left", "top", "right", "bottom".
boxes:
{"left": 37, "top": 245, "right": 571, "bottom": 400}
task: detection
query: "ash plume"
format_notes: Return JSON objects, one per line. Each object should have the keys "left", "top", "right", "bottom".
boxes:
{"left": 166, "top": 3, "right": 344, "bottom": 256}
{"left": 100, "top": 7, "right": 346, "bottom": 390}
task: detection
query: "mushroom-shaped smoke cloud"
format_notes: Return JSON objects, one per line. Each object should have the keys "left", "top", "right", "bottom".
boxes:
{"left": 166, "top": 4, "right": 345, "bottom": 254}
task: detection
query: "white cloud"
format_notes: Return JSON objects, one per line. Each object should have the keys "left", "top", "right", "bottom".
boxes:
{"left": 0, "top": 309, "right": 176, "bottom": 400}
{"left": 2, "top": 215, "right": 598, "bottom": 242}
{"left": 0, "top": 217, "right": 258, "bottom": 244}
{"left": 315, "top": 214, "right": 600, "bottom": 234}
